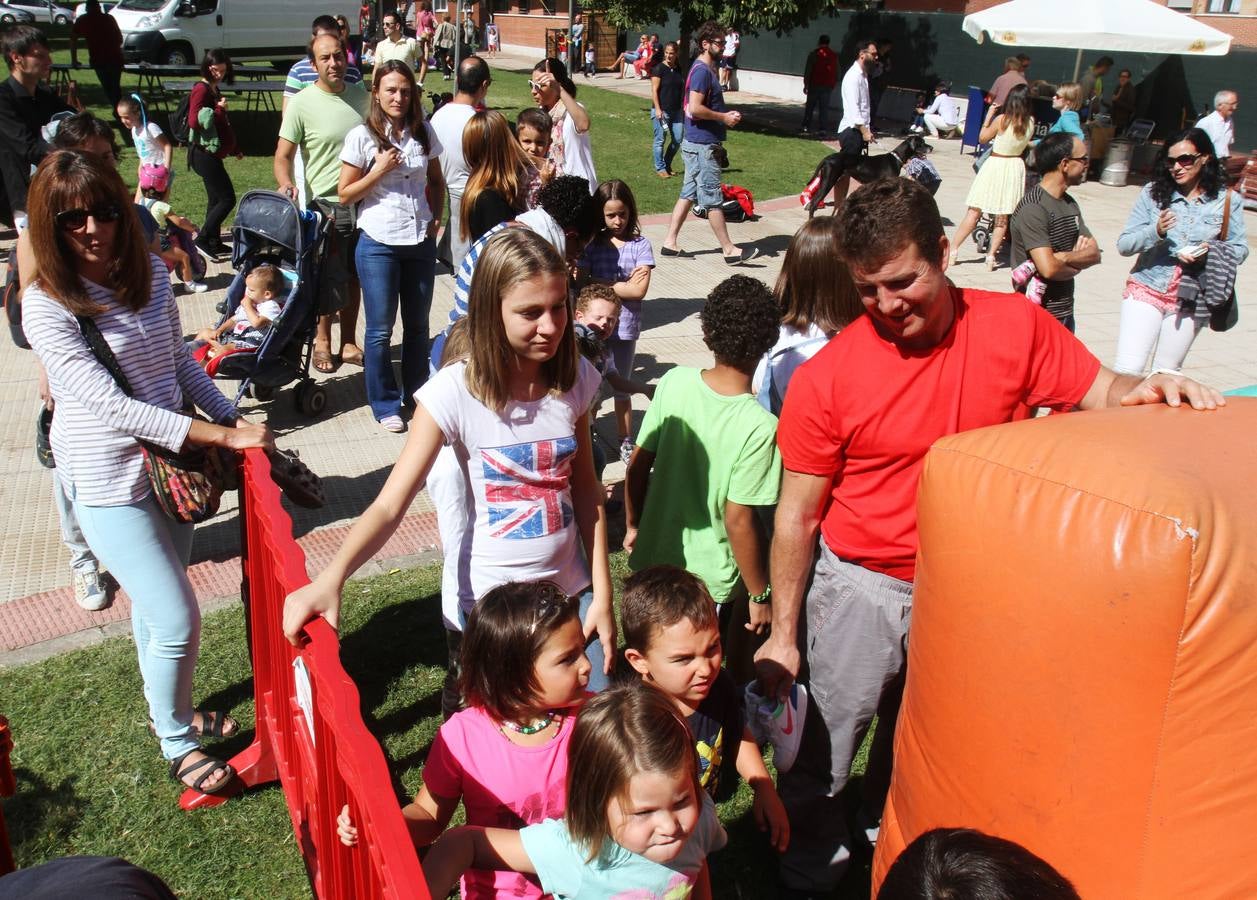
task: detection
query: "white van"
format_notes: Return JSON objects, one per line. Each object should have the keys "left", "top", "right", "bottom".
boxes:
{"left": 111, "top": 0, "right": 343, "bottom": 66}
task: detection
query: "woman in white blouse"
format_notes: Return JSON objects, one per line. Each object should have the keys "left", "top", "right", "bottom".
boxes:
{"left": 22, "top": 150, "right": 273, "bottom": 796}
{"left": 339, "top": 60, "right": 446, "bottom": 433}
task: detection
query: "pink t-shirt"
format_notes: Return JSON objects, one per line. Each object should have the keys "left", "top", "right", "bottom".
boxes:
{"left": 423, "top": 705, "right": 575, "bottom": 899}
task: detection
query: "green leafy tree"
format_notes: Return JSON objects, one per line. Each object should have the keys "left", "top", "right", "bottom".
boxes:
{"left": 591, "top": 0, "right": 878, "bottom": 36}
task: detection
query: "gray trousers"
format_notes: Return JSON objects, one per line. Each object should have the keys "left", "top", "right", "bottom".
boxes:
{"left": 778, "top": 542, "right": 913, "bottom": 892}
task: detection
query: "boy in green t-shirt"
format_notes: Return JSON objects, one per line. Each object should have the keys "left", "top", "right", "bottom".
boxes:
{"left": 624, "top": 274, "right": 782, "bottom": 683}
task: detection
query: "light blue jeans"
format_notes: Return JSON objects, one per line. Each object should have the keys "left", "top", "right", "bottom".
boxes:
{"left": 576, "top": 587, "right": 609, "bottom": 692}
{"left": 74, "top": 493, "right": 202, "bottom": 761}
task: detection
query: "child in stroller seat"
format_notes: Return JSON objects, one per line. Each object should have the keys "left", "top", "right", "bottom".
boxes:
{"left": 192, "top": 264, "right": 287, "bottom": 367}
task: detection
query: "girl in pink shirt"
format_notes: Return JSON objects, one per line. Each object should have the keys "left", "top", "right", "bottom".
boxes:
{"left": 337, "top": 581, "right": 592, "bottom": 898}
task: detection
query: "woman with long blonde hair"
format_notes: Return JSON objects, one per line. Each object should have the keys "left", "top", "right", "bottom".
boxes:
{"left": 461, "top": 109, "right": 531, "bottom": 242}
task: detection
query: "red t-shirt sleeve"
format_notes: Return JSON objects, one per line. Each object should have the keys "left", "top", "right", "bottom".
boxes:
{"left": 1022, "top": 303, "right": 1102, "bottom": 410}
{"left": 777, "top": 353, "right": 845, "bottom": 477}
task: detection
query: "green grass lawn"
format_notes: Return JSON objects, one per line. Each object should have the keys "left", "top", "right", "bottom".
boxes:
{"left": 0, "top": 555, "right": 874, "bottom": 898}
{"left": 37, "top": 28, "right": 828, "bottom": 225}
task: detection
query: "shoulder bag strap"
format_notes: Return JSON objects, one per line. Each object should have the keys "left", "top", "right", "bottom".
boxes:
{"left": 1221, "top": 188, "right": 1232, "bottom": 242}
{"left": 75, "top": 315, "right": 135, "bottom": 397}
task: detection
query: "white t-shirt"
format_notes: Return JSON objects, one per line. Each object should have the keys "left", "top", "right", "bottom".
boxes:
{"left": 340, "top": 122, "right": 442, "bottom": 245}
{"left": 723, "top": 32, "right": 740, "bottom": 58}
{"left": 1195, "top": 110, "right": 1234, "bottom": 159}
{"left": 560, "top": 103, "right": 597, "bottom": 192}
{"left": 231, "top": 298, "right": 284, "bottom": 335}
{"left": 131, "top": 122, "right": 166, "bottom": 165}
{"left": 416, "top": 358, "right": 602, "bottom": 598}
{"left": 752, "top": 322, "right": 830, "bottom": 415}
{"left": 430, "top": 100, "right": 477, "bottom": 198}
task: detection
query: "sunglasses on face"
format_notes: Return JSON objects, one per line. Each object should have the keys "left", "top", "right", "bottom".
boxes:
{"left": 528, "top": 79, "right": 545, "bottom": 91}
{"left": 1167, "top": 153, "right": 1201, "bottom": 168}
{"left": 1067, "top": 154, "right": 1089, "bottom": 163}
{"left": 56, "top": 204, "right": 122, "bottom": 231}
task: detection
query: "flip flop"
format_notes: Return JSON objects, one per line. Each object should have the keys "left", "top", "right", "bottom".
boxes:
{"left": 169, "top": 749, "right": 235, "bottom": 795}
{"left": 313, "top": 347, "right": 336, "bottom": 374}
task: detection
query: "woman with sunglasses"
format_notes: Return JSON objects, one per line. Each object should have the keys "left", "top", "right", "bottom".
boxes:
{"left": 529, "top": 57, "right": 597, "bottom": 193}
{"left": 339, "top": 60, "right": 445, "bottom": 434}
{"left": 1113, "top": 127, "right": 1248, "bottom": 374}
{"left": 21, "top": 150, "right": 274, "bottom": 796}
{"left": 1046, "top": 82, "right": 1086, "bottom": 142}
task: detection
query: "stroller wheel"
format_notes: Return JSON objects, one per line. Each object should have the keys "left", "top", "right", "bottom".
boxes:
{"left": 294, "top": 381, "right": 327, "bottom": 417}
{"left": 249, "top": 384, "right": 275, "bottom": 402}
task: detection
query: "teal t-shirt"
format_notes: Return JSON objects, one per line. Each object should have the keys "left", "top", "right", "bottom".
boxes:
{"left": 278, "top": 80, "right": 368, "bottom": 201}
{"left": 518, "top": 793, "right": 726, "bottom": 899}
{"left": 628, "top": 367, "right": 782, "bottom": 602}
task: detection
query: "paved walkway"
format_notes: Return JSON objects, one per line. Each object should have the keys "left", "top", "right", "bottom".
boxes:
{"left": 2, "top": 56, "right": 1255, "bottom": 664}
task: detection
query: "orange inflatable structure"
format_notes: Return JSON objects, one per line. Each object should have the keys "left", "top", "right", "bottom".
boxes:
{"left": 873, "top": 400, "right": 1257, "bottom": 899}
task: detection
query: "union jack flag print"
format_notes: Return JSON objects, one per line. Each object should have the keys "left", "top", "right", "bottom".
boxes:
{"left": 482, "top": 436, "right": 577, "bottom": 539}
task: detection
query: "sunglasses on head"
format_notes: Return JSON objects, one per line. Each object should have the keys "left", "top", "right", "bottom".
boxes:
{"left": 55, "top": 204, "right": 123, "bottom": 231}
{"left": 1167, "top": 153, "right": 1201, "bottom": 168}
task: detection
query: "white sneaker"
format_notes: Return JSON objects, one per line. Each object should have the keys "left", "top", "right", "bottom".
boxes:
{"left": 745, "top": 680, "right": 808, "bottom": 773}
{"left": 380, "top": 414, "right": 406, "bottom": 433}
{"left": 73, "top": 570, "right": 109, "bottom": 611}
{"left": 186, "top": 280, "right": 209, "bottom": 293}
{"left": 619, "top": 438, "right": 635, "bottom": 465}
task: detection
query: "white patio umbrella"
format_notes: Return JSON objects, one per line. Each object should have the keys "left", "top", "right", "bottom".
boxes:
{"left": 962, "top": 0, "right": 1232, "bottom": 81}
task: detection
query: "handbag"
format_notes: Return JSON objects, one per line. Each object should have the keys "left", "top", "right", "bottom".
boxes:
{"left": 77, "top": 316, "right": 237, "bottom": 524}
{"left": 1209, "top": 189, "right": 1238, "bottom": 333}
{"left": 972, "top": 144, "right": 993, "bottom": 174}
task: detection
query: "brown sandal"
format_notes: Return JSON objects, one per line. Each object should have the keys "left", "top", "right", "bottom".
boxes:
{"left": 313, "top": 346, "right": 336, "bottom": 374}
{"left": 149, "top": 710, "right": 240, "bottom": 739}
{"left": 169, "top": 749, "right": 235, "bottom": 795}
{"left": 339, "top": 346, "right": 364, "bottom": 367}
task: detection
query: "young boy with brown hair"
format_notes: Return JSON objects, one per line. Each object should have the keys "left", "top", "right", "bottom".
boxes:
{"left": 622, "top": 564, "right": 790, "bottom": 853}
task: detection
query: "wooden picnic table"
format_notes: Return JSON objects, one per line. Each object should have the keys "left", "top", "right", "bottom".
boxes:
{"left": 164, "top": 79, "right": 286, "bottom": 114}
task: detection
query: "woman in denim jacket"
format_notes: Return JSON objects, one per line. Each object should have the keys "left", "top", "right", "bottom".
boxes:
{"left": 1114, "top": 127, "right": 1247, "bottom": 374}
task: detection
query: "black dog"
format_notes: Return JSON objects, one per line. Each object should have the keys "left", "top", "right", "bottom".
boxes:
{"left": 803, "top": 134, "right": 933, "bottom": 217}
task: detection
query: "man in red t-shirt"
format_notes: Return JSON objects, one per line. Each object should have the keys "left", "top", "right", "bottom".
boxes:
{"left": 754, "top": 178, "right": 1224, "bottom": 895}
{"left": 801, "top": 34, "right": 838, "bottom": 137}
{"left": 70, "top": 0, "right": 124, "bottom": 108}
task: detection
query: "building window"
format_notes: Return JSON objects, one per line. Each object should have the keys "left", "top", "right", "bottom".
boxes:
{"left": 1166, "top": 0, "right": 1193, "bottom": 8}
{"left": 1205, "top": 0, "right": 1241, "bottom": 12}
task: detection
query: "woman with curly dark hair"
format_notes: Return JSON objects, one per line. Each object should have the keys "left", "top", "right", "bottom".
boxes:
{"left": 624, "top": 273, "right": 782, "bottom": 684}
{"left": 1113, "top": 127, "right": 1248, "bottom": 374}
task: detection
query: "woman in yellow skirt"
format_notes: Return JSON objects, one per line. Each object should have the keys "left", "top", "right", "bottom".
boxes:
{"left": 950, "top": 85, "right": 1035, "bottom": 270}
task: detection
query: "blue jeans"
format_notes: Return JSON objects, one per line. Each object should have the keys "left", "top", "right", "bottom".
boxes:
{"left": 652, "top": 111, "right": 683, "bottom": 173}
{"left": 74, "top": 493, "right": 200, "bottom": 761}
{"left": 802, "top": 86, "right": 833, "bottom": 133}
{"left": 576, "top": 587, "right": 609, "bottom": 692}
{"left": 355, "top": 232, "right": 437, "bottom": 420}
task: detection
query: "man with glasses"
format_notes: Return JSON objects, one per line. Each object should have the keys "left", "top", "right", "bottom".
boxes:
{"left": 373, "top": 12, "right": 426, "bottom": 81}
{"left": 831, "top": 38, "right": 878, "bottom": 200}
{"left": 1010, "top": 133, "right": 1101, "bottom": 333}
{"left": 1196, "top": 89, "right": 1238, "bottom": 161}
{"left": 659, "top": 19, "right": 754, "bottom": 265}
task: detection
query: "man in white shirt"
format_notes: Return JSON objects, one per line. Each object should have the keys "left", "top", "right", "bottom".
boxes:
{"left": 1196, "top": 89, "right": 1238, "bottom": 160}
{"left": 373, "top": 11, "right": 426, "bottom": 81}
{"left": 832, "top": 39, "right": 878, "bottom": 202}
{"left": 430, "top": 55, "right": 489, "bottom": 271}
{"left": 915, "top": 81, "right": 959, "bottom": 137}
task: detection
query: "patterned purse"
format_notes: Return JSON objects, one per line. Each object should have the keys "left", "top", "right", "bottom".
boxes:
{"left": 77, "top": 316, "right": 236, "bottom": 524}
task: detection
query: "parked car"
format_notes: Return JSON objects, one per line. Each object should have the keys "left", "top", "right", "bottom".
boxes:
{"left": 4, "top": 0, "right": 73, "bottom": 24}
{"left": 0, "top": 3, "right": 37, "bottom": 24}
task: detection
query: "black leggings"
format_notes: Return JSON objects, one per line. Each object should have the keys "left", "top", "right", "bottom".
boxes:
{"left": 188, "top": 145, "right": 236, "bottom": 242}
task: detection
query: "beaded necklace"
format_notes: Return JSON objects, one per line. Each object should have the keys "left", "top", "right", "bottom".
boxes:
{"left": 501, "top": 711, "right": 561, "bottom": 736}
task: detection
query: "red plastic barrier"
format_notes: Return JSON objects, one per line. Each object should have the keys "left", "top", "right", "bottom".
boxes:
{"left": 0, "top": 715, "right": 14, "bottom": 877}
{"left": 181, "top": 449, "right": 428, "bottom": 900}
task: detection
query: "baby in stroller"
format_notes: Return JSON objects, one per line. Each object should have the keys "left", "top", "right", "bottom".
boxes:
{"left": 192, "top": 264, "right": 287, "bottom": 367}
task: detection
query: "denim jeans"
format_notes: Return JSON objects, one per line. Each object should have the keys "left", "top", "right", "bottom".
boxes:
{"left": 802, "top": 86, "right": 833, "bottom": 133}
{"left": 355, "top": 232, "right": 437, "bottom": 420}
{"left": 54, "top": 475, "right": 97, "bottom": 574}
{"left": 74, "top": 493, "right": 201, "bottom": 761}
{"left": 576, "top": 586, "right": 610, "bottom": 692}
{"left": 652, "top": 111, "right": 683, "bottom": 173}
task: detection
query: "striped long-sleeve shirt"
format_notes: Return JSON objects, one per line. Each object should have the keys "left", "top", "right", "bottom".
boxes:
{"left": 23, "top": 257, "right": 237, "bottom": 506}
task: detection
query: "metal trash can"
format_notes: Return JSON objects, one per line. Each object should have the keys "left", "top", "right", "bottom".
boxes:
{"left": 1100, "top": 140, "right": 1134, "bottom": 186}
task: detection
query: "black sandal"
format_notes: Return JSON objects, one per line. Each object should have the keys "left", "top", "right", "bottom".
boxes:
{"left": 266, "top": 448, "right": 325, "bottom": 509}
{"left": 150, "top": 710, "right": 240, "bottom": 739}
{"left": 169, "top": 750, "right": 235, "bottom": 795}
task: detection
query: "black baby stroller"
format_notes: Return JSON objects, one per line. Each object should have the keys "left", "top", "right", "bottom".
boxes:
{"left": 201, "top": 190, "right": 331, "bottom": 416}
